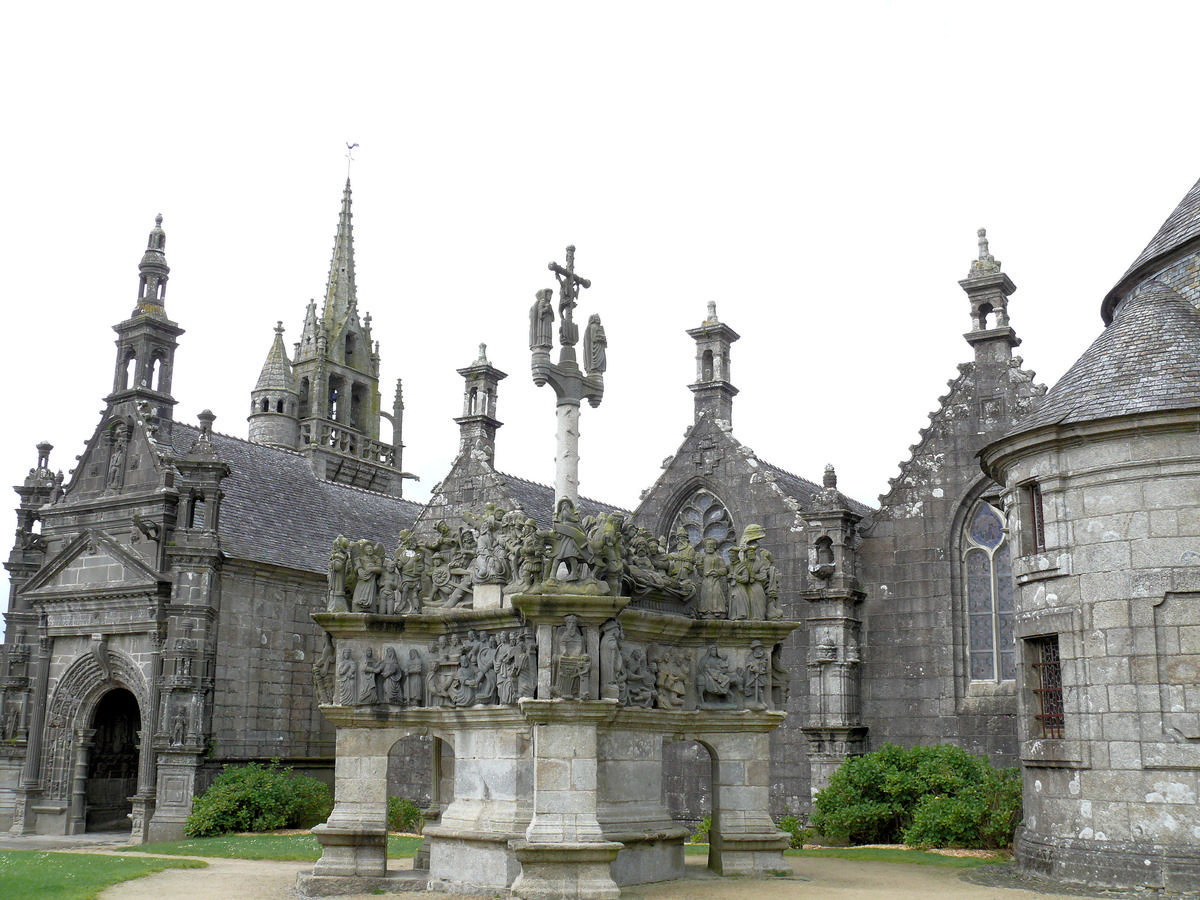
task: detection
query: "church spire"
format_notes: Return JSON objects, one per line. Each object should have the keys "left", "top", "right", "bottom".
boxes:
{"left": 960, "top": 228, "right": 1019, "bottom": 363}
{"left": 322, "top": 179, "right": 357, "bottom": 327}
{"left": 134, "top": 214, "right": 170, "bottom": 319}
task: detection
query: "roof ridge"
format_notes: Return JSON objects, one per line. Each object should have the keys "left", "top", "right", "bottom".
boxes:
{"left": 493, "top": 468, "right": 631, "bottom": 513}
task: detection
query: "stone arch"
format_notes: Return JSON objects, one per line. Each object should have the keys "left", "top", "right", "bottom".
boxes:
{"left": 42, "top": 648, "right": 149, "bottom": 803}
{"left": 661, "top": 479, "right": 738, "bottom": 561}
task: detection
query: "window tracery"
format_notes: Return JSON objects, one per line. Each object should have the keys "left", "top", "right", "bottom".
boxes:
{"left": 964, "top": 500, "right": 1015, "bottom": 682}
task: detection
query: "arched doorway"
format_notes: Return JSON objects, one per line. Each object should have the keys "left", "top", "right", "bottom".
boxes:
{"left": 86, "top": 689, "right": 140, "bottom": 831}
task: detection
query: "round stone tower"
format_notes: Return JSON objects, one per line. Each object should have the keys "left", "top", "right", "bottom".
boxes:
{"left": 982, "top": 176, "right": 1200, "bottom": 892}
{"left": 248, "top": 321, "right": 300, "bottom": 448}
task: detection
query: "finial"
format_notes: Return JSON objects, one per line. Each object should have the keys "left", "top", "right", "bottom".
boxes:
{"left": 274, "top": 321, "right": 284, "bottom": 334}
{"left": 706, "top": 301, "right": 718, "bottom": 323}
{"left": 823, "top": 464, "right": 837, "bottom": 489}
{"left": 155, "top": 213, "right": 163, "bottom": 226}
{"left": 197, "top": 409, "right": 216, "bottom": 439}
{"left": 476, "top": 342, "right": 488, "bottom": 364}
{"left": 967, "top": 227, "right": 1002, "bottom": 279}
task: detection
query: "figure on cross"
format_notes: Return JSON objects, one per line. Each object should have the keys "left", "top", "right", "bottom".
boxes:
{"left": 548, "top": 245, "right": 591, "bottom": 347}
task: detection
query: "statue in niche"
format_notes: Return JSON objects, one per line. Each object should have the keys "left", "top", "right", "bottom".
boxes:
{"left": 381, "top": 647, "right": 404, "bottom": 705}
{"left": 327, "top": 536, "right": 351, "bottom": 612}
{"left": 107, "top": 423, "right": 129, "bottom": 490}
{"left": 313, "top": 635, "right": 336, "bottom": 705}
{"left": 587, "top": 512, "right": 625, "bottom": 596}
{"left": 697, "top": 644, "right": 739, "bottom": 709}
{"left": 553, "top": 614, "right": 591, "bottom": 699}
{"left": 358, "top": 647, "right": 382, "bottom": 704}
{"left": 771, "top": 643, "right": 791, "bottom": 709}
{"left": 667, "top": 528, "right": 697, "bottom": 584}
{"left": 352, "top": 541, "right": 385, "bottom": 613}
{"left": 654, "top": 647, "right": 689, "bottom": 710}
{"left": 761, "top": 549, "right": 783, "bottom": 620}
{"left": 475, "top": 634, "right": 499, "bottom": 704}
{"left": 394, "top": 531, "right": 423, "bottom": 613}
{"left": 495, "top": 631, "right": 519, "bottom": 705}
{"left": 529, "top": 287, "right": 555, "bottom": 350}
{"left": 584, "top": 313, "right": 607, "bottom": 374}
{"left": 742, "top": 640, "right": 769, "bottom": 710}
{"left": 403, "top": 648, "right": 426, "bottom": 707}
{"left": 547, "top": 498, "right": 598, "bottom": 586}
{"left": 515, "top": 630, "right": 538, "bottom": 700}
{"left": 696, "top": 537, "right": 729, "bottom": 618}
{"left": 171, "top": 705, "right": 187, "bottom": 746}
{"left": 336, "top": 647, "right": 356, "bottom": 705}
{"left": 598, "top": 619, "right": 625, "bottom": 701}
{"left": 622, "top": 647, "right": 656, "bottom": 708}
{"left": 448, "top": 647, "right": 476, "bottom": 707}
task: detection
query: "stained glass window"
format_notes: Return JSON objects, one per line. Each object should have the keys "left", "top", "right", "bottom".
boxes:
{"left": 964, "top": 501, "right": 1015, "bottom": 682}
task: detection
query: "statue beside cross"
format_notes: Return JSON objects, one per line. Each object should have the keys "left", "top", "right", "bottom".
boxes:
{"left": 530, "top": 246, "right": 606, "bottom": 505}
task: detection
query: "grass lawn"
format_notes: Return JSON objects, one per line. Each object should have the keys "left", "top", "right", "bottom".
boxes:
{"left": 0, "top": 850, "right": 206, "bottom": 900}
{"left": 120, "top": 832, "right": 423, "bottom": 861}
{"left": 685, "top": 843, "right": 1008, "bottom": 868}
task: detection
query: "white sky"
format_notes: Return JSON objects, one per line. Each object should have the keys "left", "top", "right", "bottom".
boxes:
{"left": 4, "top": 3, "right": 1200, "bottom": 604}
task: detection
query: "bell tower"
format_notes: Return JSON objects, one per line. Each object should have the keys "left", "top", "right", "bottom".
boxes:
{"left": 687, "top": 301, "right": 739, "bottom": 426}
{"left": 106, "top": 215, "right": 184, "bottom": 420}
{"left": 455, "top": 343, "right": 507, "bottom": 466}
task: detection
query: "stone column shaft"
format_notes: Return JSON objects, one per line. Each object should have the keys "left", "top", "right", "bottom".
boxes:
{"left": 555, "top": 402, "right": 580, "bottom": 505}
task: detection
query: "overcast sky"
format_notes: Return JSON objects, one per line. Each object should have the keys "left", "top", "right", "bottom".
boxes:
{"left": 5, "top": 3, "right": 1200, "bottom": 602}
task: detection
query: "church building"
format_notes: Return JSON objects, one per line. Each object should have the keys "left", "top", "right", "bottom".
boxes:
{"left": 3, "top": 173, "right": 1200, "bottom": 890}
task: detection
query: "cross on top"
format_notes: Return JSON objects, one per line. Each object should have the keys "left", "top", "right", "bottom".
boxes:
{"left": 548, "top": 245, "right": 591, "bottom": 319}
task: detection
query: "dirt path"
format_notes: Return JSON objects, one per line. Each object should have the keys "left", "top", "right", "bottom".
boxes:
{"left": 89, "top": 854, "right": 1126, "bottom": 900}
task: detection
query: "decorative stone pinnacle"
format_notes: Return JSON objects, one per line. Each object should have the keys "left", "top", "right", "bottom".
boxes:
{"left": 197, "top": 409, "right": 215, "bottom": 439}
{"left": 274, "top": 321, "right": 284, "bottom": 334}
{"left": 968, "top": 227, "right": 1002, "bottom": 279}
{"left": 823, "top": 464, "right": 837, "bottom": 489}
{"left": 476, "top": 342, "right": 489, "bottom": 365}
{"left": 155, "top": 213, "right": 163, "bottom": 226}
{"left": 706, "top": 301, "right": 719, "bottom": 324}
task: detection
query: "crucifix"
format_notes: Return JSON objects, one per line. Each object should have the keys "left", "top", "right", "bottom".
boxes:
{"left": 530, "top": 246, "right": 606, "bottom": 505}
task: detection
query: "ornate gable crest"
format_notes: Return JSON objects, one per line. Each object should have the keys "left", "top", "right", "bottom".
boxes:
{"left": 20, "top": 529, "right": 167, "bottom": 600}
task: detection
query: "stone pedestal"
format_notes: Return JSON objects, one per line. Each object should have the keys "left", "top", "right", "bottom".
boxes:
{"left": 510, "top": 840, "right": 623, "bottom": 900}
{"left": 312, "top": 728, "right": 389, "bottom": 877}
{"left": 703, "top": 730, "right": 790, "bottom": 876}
{"left": 146, "top": 748, "right": 202, "bottom": 842}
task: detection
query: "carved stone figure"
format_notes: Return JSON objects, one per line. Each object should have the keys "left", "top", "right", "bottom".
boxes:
{"left": 506, "top": 517, "right": 544, "bottom": 594}
{"left": 107, "top": 423, "right": 129, "bottom": 490}
{"left": 171, "top": 706, "right": 187, "bottom": 746}
{"left": 727, "top": 548, "right": 752, "bottom": 620}
{"left": 352, "top": 541, "right": 385, "bottom": 613}
{"left": 553, "top": 614, "right": 591, "bottom": 699}
{"left": 381, "top": 647, "right": 403, "bottom": 705}
{"left": 467, "top": 504, "right": 509, "bottom": 585}
{"left": 623, "top": 647, "right": 656, "bottom": 708}
{"left": 584, "top": 313, "right": 607, "bottom": 374}
{"left": 529, "top": 288, "right": 554, "bottom": 350}
{"left": 654, "top": 648, "right": 689, "bottom": 710}
{"left": 495, "top": 631, "right": 519, "bottom": 705}
{"left": 599, "top": 619, "right": 625, "bottom": 701}
{"left": 667, "top": 528, "right": 697, "bottom": 583}
{"left": 697, "top": 644, "right": 737, "bottom": 709}
{"left": 588, "top": 512, "right": 625, "bottom": 596}
{"left": 547, "top": 498, "right": 596, "bottom": 585}
{"left": 761, "top": 548, "right": 783, "bottom": 620}
{"left": 515, "top": 631, "right": 538, "bottom": 700}
{"left": 336, "top": 647, "right": 356, "bottom": 705}
{"left": 771, "top": 643, "right": 791, "bottom": 710}
{"left": 475, "top": 634, "right": 499, "bottom": 705}
{"left": 742, "top": 640, "right": 769, "bottom": 710}
{"left": 327, "top": 535, "right": 351, "bottom": 612}
{"left": 403, "top": 648, "right": 426, "bottom": 707}
{"left": 696, "top": 538, "right": 729, "bottom": 619}
{"left": 358, "top": 647, "right": 382, "bottom": 704}
{"left": 394, "top": 531, "right": 423, "bottom": 613}
{"left": 312, "top": 635, "right": 336, "bottom": 705}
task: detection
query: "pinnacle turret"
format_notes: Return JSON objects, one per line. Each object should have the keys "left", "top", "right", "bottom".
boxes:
{"left": 134, "top": 214, "right": 170, "bottom": 319}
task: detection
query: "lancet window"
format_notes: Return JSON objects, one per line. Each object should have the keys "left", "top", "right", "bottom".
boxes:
{"left": 964, "top": 500, "right": 1015, "bottom": 682}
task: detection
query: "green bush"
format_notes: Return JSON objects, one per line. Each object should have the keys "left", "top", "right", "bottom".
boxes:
{"left": 184, "top": 761, "right": 332, "bottom": 838}
{"left": 688, "top": 813, "right": 712, "bottom": 844}
{"left": 387, "top": 797, "right": 425, "bottom": 834}
{"left": 777, "top": 815, "right": 811, "bottom": 849}
{"left": 810, "top": 743, "right": 1021, "bottom": 849}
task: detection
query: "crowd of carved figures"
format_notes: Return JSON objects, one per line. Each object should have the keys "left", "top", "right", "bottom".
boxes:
{"left": 325, "top": 500, "right": 784, "bottom": 621}
{"left": 313, "top": 624, "right": 791, "bottom": 714}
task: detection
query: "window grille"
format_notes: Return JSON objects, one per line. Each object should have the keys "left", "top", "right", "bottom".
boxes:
{"left": 1030, "top": 635, "right": 1064, "bottom": 739}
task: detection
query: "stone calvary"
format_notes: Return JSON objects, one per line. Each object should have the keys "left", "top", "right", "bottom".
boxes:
{"left": 303, "top": 249, "right": 798, "bottom": 899}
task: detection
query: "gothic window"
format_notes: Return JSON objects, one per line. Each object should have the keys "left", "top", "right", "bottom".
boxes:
{"left": 1029, "top": 635, "right": 1064, "bottom": 738}
{"left": 275, "top": 399, "right": 284, "bottom": 413}
{"left": 345, "top": 333, "right": 356, "bottom": 364}
{"left": 964, "top": 500, "right": 1015, "bottom": 682}
{"left": 671, "top": 489, "right": 735, "bottom": 559}
{"left": 299, "top": 378, "right": 310, "bottom": 418}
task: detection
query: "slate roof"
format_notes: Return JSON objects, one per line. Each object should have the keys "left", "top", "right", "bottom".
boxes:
{"left": 1103, "top": 176, "right": 1200, "bottom": 323}
{"left": 1014, "top": 280, "right": 1200, "bottom": 431}
{"left": 492, "top": 470, "right": 630, "bottom": 530}
{"left": 167, "top": 424, "right": 421, "bottom": 573}
{"left": 759, "top": 460, "right": 873, "bottom": 517}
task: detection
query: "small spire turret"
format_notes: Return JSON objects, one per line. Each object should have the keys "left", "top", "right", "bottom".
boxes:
{"left": 134, "top": 214, "right": 170, "bottom": 319}
{"left": 687, "top": 302, "right": 740, "bottom": 426}
{"left": 248, "top": 322, "right": 299, "bottom": 449}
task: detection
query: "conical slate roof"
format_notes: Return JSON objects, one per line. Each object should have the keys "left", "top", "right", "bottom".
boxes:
{"left": 1102, "top": 176, "right": 1200, "bottom": 323}
{"left": 1018, "top": 280, "right": 1200, "bottom": 430}
{"left": 253, "top": 324, "right": 295, "bottom": 393}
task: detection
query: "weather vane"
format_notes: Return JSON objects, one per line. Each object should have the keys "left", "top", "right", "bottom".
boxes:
{"left": 345, "top": 142, "right": 359, "bottom": 178}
